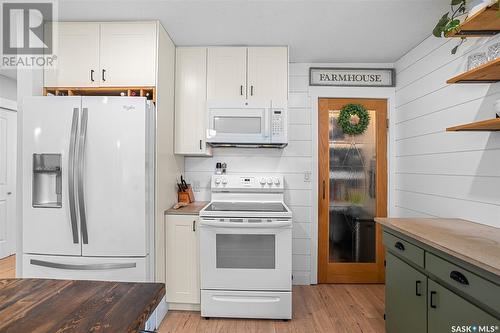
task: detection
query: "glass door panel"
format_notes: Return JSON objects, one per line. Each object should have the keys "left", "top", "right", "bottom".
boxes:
{"left": 328, "top": 110, "right": 377, "bottom": 263}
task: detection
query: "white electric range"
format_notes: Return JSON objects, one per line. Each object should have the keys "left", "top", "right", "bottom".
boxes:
{"left": 199, "top": 174, "right": 293, "bottom": 319}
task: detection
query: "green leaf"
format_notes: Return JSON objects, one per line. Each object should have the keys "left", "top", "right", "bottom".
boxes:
{"left": 433, "top": 13, "right": 450, "bottom": 37}
{"left": 445, "top": 19, "right": 461, "bottom": 32}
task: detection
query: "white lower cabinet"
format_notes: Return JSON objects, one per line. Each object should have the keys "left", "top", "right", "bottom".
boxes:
{"left": 165, "top": 214, "right": 200, "bottom": 310}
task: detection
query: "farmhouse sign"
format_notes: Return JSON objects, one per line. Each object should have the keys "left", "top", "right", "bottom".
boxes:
{"left": 309, "top": 67, "right": 395, "bottom": 87}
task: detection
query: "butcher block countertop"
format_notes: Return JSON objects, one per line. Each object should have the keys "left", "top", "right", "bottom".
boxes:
{"left": 375, "top": 218, "right": 500, "bottom": 277}
{"left": 0, "top": 278, "right": 165, "bottom": 333}
{"left": 165, "top": 201, "right": 208, "bottom": 215}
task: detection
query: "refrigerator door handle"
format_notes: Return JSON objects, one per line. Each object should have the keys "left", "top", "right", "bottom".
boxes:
{"left": 30, "top": 259, "right": 136, "bottom": 270}
{"left": 68, "top": 108, "right": 79, "bottom": 244}
{"left": 78, "top": 107, "right": 89, "bottom": 244}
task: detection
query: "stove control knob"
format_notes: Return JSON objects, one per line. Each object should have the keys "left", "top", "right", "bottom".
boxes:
{"left": 267, "top": 177, "right": 273, "bottom": 185}
{"left": 260, "top": 177, "right": 266, "bottom": 185}
{"left": 221, "top": 177, "right": 228, "bottom": 185}
{"left": 273, "top": 177, "right": 280, "bottom": 185}
{"left": 214, "top": 177, "right": 221, "bottom": 185}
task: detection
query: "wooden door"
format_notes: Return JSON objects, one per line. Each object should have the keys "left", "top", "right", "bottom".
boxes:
{"left": 44, "top": 22, "right": 100, "bottom": 87}
{"left": 0, "top": 109, "right": 16, "bottom": 259}
{"left": 247, "top": 47, "right": 288, "bottom": 106}
{"left": 166, "top": 215, "right": 200, "bottom": 305}
{"left": 174, "top": 47, "right": 210, "bottom": 155}
{"left": 207, "top": 47, "right": 247, "bottom": 103}
{"left": 99, "top": 22, "right": 157, "bottom": 87}
{"left": 318, "top": 98, "right": 387, "bottom": 283}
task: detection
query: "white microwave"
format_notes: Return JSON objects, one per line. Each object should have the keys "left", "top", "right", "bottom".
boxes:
{"left": 206, "top": 105, "right": 287, "bottom": 148}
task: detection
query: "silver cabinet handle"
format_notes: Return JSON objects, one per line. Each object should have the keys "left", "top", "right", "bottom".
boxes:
{"left": 193, "top": 220, "right": 196, "bottom": 232}
{"left": 69, "top": 108, "right": 80, "bottom": 244}
{"left": 78, "top": 108, "right": 89, "bottom": 244}
{"left": 240, "top": 85, "right": 244, "bottom": 96}
{"left": 250, "top": 85, "right": 254, "bottom": 96}
{"left": 30, "top": 259, "right": 136, "bottom": 270}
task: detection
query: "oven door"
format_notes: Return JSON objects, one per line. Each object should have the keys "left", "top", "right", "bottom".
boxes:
{"left": 200, "top": 219, "right": 292, "bottom": 291}
{"left": 207, "top": 107, "right": 270, "bottom": 144}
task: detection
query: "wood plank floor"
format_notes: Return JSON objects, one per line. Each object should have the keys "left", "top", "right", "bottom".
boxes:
{"left": 0, "top": 256, "right": 385, "bottom": 333}
{"left": 0, "top": 255, "right": 15, "bottom": 278}
{"left": 158, "top": 284, "right": 385, "bottom": 333}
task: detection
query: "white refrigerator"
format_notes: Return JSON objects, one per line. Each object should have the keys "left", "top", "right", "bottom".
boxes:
{"left": 22, "top": 96, "right": 155, "bottom": 282}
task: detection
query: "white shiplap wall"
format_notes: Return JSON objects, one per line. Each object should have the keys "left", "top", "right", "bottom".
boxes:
{"left": 394, "top": 35, "right": 500, "bottom": 226}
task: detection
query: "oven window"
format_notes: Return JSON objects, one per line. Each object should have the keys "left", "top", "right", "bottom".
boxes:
{"left": 214, "top": 117, "right": 262, "bottom": 134}
{"left": 216, "top": 234, "right": 275, "bottom": 269}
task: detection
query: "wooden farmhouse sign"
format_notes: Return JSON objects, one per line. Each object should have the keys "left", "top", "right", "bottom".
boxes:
{"left": 309, "top": 67, "right": 395, "bottom": 87}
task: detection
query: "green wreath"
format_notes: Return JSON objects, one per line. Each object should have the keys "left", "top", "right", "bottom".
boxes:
{"left": 338, "top": 104, "right": 370, "bottom": 135}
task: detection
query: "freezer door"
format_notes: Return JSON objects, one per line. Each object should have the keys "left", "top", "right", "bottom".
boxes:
{"left": 81, "top": 97, "right": 149, "bottom": 257}
{"left": 23, "top": 97, "right": 82, "bottom": 256}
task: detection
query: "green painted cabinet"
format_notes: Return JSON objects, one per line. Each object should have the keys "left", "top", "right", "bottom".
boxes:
{"left": 385, "top": 252, "right": 427, "bottom": 333}
{"left": 428, "top": 279, "right": 500, "bottom": 333}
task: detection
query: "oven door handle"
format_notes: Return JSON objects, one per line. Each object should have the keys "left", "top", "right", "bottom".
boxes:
{"left": 200, "top": 221, "right": 292, "bottom": 228}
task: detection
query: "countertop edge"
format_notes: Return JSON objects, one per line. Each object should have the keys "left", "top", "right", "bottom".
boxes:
{"left": 375, "top": 218, "right": 500, "bottom": 277}
{"left": 164, "top": 201, "right": 209, "bottom": 216}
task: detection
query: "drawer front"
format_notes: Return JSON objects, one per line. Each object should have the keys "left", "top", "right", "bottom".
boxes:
{"left": 383, "top": 231, "right": 424, "bottom": 267}
{"left": 426, "top": 252, "right": 500, "bottom": 315}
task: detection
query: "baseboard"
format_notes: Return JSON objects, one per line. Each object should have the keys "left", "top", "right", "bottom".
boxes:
{"left": 168, "top": 302, "right": 201, "bottom": 311}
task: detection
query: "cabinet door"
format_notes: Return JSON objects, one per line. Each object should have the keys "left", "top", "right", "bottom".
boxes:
{"left": 166, "top": 215, "right": 200, "bottom": 304}
{"left": 385, "top": 253, "right": 427, "bottom": 333}
{"left": 44, "top": 23, "right": 99, "bottom": 87}
{"left": 175, "top": 47, "right": 210, "bottom": 155}
{"left": 247, "top": 47, "right": 288, "bottom": 106}
{"left": 428, "top": 279, "right": 500, "bottom": 333}
{"left": 99, "top": 22, "right": 157, "bottom": 87}
{"left": 207, "top": 47, "right": 247, "bottom": 102}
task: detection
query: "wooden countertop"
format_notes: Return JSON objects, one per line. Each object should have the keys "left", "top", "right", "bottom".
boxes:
{"left": 375, "top": 218, "right": 500, "bottom": 277}
{"left": 165, "top": 201, "right": 209, "bottom": 215}
{"left": 0, "top": 278, "right": 165, "bottom": 333}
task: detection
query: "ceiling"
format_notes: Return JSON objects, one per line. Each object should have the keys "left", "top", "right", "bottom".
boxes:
{"left": 59, "top": 0, "right": 448, "bottom": 63}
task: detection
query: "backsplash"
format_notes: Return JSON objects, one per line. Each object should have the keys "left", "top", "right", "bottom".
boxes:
{"left": 184, "top": 72, "right": 313, "bottom": 285}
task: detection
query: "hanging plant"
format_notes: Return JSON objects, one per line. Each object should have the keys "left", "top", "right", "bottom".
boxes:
{"left": 338, "top": 104, "right": 370, "bottom": 135}
{"left": 433, "top": 0, "right": 468, "bottom": 54}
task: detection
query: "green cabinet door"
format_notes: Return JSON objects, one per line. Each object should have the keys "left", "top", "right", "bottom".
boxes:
{"left": 428, "top": 279, "right": 500, "bottom": 333}
{"left": 385, "top": 252, "right": 427, "bottom": 333}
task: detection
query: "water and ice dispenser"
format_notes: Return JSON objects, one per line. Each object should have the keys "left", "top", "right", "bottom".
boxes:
{"left": 32, "top": 154, "right": 62, "bottom": 208}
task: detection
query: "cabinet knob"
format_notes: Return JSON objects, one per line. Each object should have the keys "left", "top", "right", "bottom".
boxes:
{"left": 394, "top": 241, "right": 405, "bottom": 251}
{"left": 7, "top": 192, "right": 12, "bottom": 195}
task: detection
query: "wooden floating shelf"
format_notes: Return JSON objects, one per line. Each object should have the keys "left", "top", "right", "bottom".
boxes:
{"left": 447, "top": 117, "right": 500, "bottom": 131}
{"left": 446, "top": 3, "right": 500, "bottom": 38}
{"left": 43, "top": 87, "right": 156, "bottom": 102}
{"left": 447, "top": 57, "right": 500, "bottom": 83}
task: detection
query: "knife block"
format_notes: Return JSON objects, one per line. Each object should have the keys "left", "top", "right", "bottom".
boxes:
{"left": 178, "top": 185, "right": 195, "bottom": 204}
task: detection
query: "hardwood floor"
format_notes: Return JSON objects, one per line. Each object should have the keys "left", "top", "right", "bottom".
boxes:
{"left": 0, "top": 255, "right": 15, "bottom": 278}
{"left": 158, "top": 284, "right": 385, "bottom": 333}
{"left": 0, "top": 256, "right": 386, "bottom": 333}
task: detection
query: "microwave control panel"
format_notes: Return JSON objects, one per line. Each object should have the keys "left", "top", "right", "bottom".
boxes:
{"left": 272, "top": 109, "right": 285, "bottom": 137}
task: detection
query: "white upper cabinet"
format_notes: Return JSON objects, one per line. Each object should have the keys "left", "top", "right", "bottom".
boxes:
{"left": 175, "top": 47, "right": 211, "bottom": 155}
{"left": 44, "top": 23, "right": 100, "bottom": 87}
{"left": 207, "top": 47, "right": 247, "bottom": 103}
{"left": 44, "top": 22, "right": 157, "bottom": 87}
{"left": 247, "top": 47, "right": 288, "bottom": 106}
{"left": 99, "top": 22, "right": 157, "bottom": 87}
